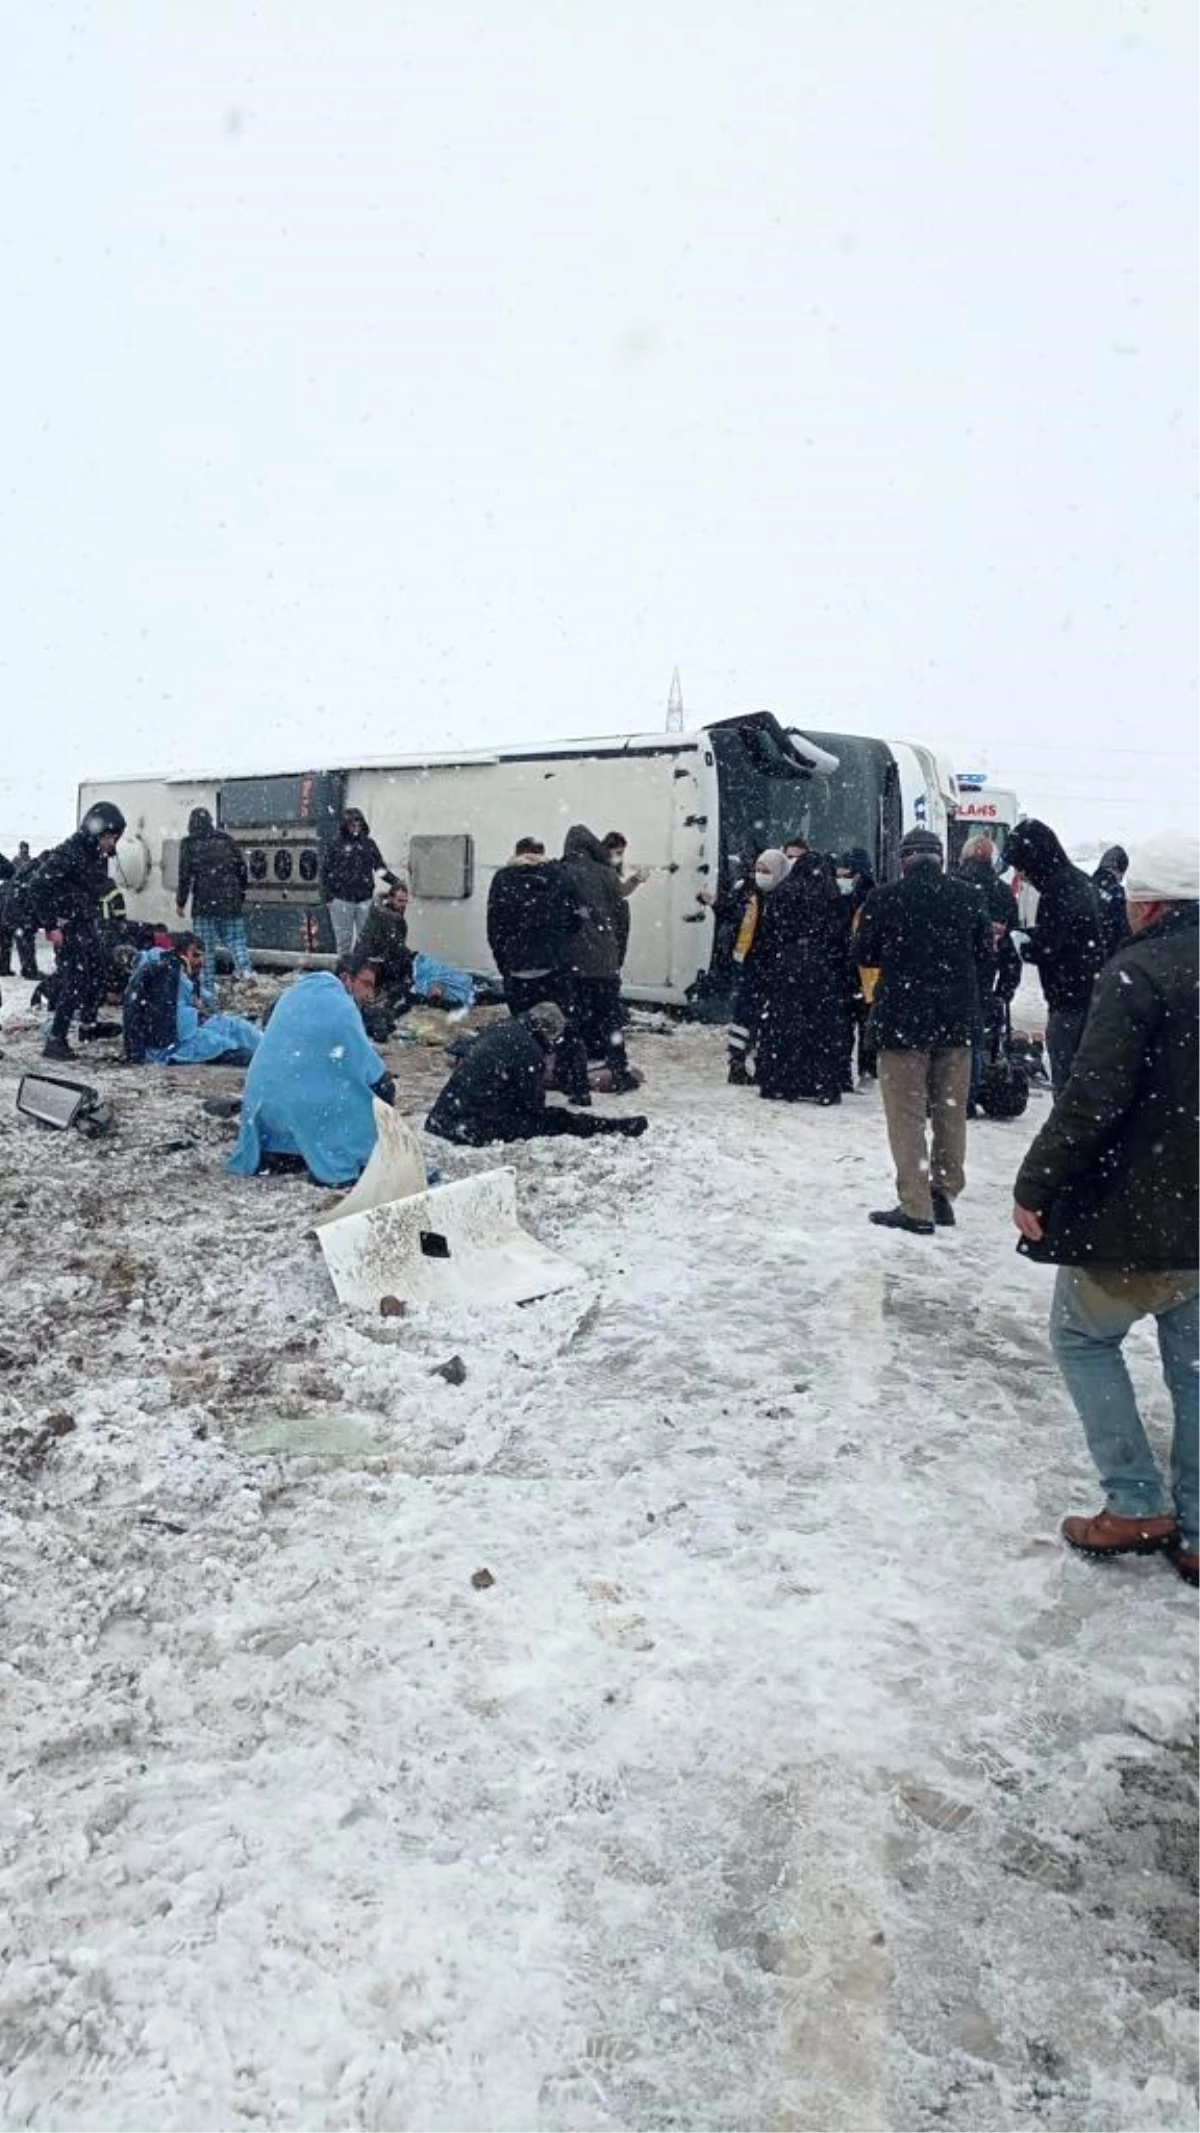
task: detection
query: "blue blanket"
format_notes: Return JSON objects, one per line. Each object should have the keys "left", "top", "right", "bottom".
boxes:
{"left": 227, "top": 971, "right": 385, "bottom": 1186}
{"left": 412, "top": 952, "right": 474, "bottom": 1008}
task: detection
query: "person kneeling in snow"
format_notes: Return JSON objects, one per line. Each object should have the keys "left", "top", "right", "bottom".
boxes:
{"left": 426, "top": 1002, "right": 647, "bottom": 1147}
{"left": 355, "top": 880, "right": 415, "bottom": 1037}
{"left": 227, "top": 961, "right": 397, "bottom": 1187}
{"left": 124, "top": 934, "right": 262, "bottom": 1067}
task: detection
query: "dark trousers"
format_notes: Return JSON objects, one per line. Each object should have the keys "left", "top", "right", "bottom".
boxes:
{"left": 1046, "top": 1004, "right": 1089, "bottom": 1096}
{"left": 48, "top": 927, "right": 107, "bottom": 1043}
{"left": 0, "top": 926, "right": 36, "bottom": 977}
{"left": 362, "top": 985, "right": 412, "bottom": 1043}
{"left": 728, "top": 967, "right": 763, "bottom": 1062}
{"left": 576, "top": 976, "right": 629, "bottom": 1076}
{"left": 504, "top": 969, "right": 591, "bottom": 1101}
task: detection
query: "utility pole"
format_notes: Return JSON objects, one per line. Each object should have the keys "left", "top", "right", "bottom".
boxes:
{"left": 665, "top": 667, "right": 684, "bottom": 733}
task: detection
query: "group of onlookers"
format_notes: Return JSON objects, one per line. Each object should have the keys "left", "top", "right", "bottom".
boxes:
{"left": 718, "top": 839, "right": 876, "bottom": 1104}
{"left": 4, "top": 793, "right": 1195, "bottom": 1588}
{"left": 484, "top": 826, "right": 644, "bottom": 1099}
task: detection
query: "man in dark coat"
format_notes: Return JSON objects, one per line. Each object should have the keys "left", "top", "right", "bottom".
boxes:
{"left": 425, "top": 1004, "right": 648, "bottom": 1147}
{"left": 26, "top": 802, "right": 127, "bottom": 1059}
{"left": 1012, "top": 832, "right": 1198, "bottom": 1586}
{"left": 956, "top": 836, "right": 1021, "bottom": 1108}
{"left": 601, "top": 831, "right": 648, "bottom": 971}
{"left": 0, "top": 850, "right": 14, "bottom": 978}
{"left": 561, "top": 825, "right": 636, "bottom": 1090}
{"left": 957, "top": 836, "right": 1020, "bottom": 930}
{"left": 855, "top": 827, "right": 991, "bottom": 1233}
{"left": 356, "top": 882, "right": 414, "bottom": 1036}
{"left": 1091, "top": 844, "right": 1130, "bottom": 960}
{"left": 320, "top": 808, "right": 398, "bottom": 959}
{"left": 176, "top": 807, "right": 252, "bottom": 976}
{"left": 0, "top": 841, "right": 41, "bottom": 978}
{"left": 1001, "top": 819, "right": 1104, "bottom": 1095}
{"left": 486, "top": 839, "right": 589, "bottom": 1102}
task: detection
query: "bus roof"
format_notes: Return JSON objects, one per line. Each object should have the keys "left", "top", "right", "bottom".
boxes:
{"left": 82, "top": 718, "right": 838, "bottom": 787}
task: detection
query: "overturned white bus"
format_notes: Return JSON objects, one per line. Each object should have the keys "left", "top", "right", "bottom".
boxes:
{"left": 81, "top": 713, "right": 955, "bottom": 1005}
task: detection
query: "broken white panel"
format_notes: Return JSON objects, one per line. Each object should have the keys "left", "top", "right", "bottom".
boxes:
{"left": 315, "top": 1166, "right": 583, "bottom": 1312}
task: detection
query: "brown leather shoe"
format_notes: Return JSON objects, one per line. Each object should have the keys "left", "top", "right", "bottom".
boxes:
{"left": 1166, "top": 1541, "right": 1199, "bottom": 1588}
{"left": 1062, "top": 1508, "right": 1178, "bottom": 1559}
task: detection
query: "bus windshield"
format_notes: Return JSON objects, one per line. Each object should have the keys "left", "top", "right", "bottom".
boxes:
{"left": 703, "top": 717, "right": 906, "bottom": 998}
{"left": 800, "top": 730, "right": 898, "bottom": 871}
{"left": 710, "top": 719, "right": 901, "bottom": 886}
{"left": 709, "top": 717, "right": 818, "bottom": 874}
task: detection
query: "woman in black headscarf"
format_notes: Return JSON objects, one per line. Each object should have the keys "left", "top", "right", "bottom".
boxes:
{"left": 755, "top": 852, "right": 846, "bottom": 1103}
{"left": 837, "top": 846, "right": 878, "bottom": 1084}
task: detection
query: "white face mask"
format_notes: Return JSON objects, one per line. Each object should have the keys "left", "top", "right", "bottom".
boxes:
{"left": 754, "top": 873, "right": 774, "bottom": 893}
{"left": 837, "top": 877, "right": 855, "bottom": 896}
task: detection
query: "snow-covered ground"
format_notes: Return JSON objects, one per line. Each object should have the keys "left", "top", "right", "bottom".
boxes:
{"left": 0, "top": 975, "right": 1195, "bottom": 2133}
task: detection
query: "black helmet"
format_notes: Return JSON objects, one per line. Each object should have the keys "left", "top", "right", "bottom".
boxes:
{"left": 81, "top": 800, "right": 127, "bottom": 841}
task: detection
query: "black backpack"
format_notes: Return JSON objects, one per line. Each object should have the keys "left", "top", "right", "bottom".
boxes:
{"left": 978, "top": 1056, "right": 1030, "bottom": 1120}
{"left": 123, "top": 952, "right": 182, "bottom": 1063}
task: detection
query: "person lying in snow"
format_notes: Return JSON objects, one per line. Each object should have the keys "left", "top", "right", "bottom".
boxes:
{"left": 425, "top": 1002, "right": 648, "bottom": 1147}
{"left": 227, "top": 961, "right": 396, "bottom": 1187}
{"left": 412, "top": 950, "right": 475, "bottom": 1009}
{"left": 123, "top": 935, "right": 262, "bottom": 1066}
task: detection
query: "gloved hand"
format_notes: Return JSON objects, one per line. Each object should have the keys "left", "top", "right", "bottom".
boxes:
{"left": 617, "top": 1116, "right": 648, "bottom": 1138}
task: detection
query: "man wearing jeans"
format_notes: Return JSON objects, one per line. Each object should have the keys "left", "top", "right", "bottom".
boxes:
{"left": 320, "top": 808, "right": 398, "bottom": 959}
{"left": 176, "top": 808, "right": 252, "bottom": 976}
{"left": 1012, "top": 832, "right": 1199, "bottom": 1587}
{"left": 856, "top": 827, "right": 992, "bottom": 1235}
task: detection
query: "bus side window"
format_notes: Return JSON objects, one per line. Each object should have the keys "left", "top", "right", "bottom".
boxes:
{"left": 161, "top": 838, "right": 181, "bottom": 893}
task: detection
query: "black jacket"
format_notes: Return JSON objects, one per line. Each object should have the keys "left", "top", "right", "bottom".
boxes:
{"left": 24, "top": 829, "right": 112, "bottom": 933}
{"left": 123, "top": 950, "right": 184, "bottom": 1063}
{"left": 178, "top": 824, "right": 248, "bottom": 919}
{"left": 957, "top": 856, "right": 1019, "bottom": 932}
{"left": 426, "top": 1020, "right": 549, "bottom": 1143}
{"left": 1014, "top": 906, "right": 1198, "bottom": 1269}
{"left": 487, "top": 861, "right": 580, "bottom": 976}
{"left": 321, "top": 823, "right": 392, "bottom": 904}
{"left": 356, "top": 903, "right": 413, "bottom": 995}
{"left": 757, "top": 857, "right": 843, "bottom": 971}
{"left": 1003, "top": 820, "right": 1104, "bottom": 1012}
{"left": 1092, "top": 863, "right": 1130, "bottom": 961}
{"left": 856, "top": 866, "right": 992, "bottom": 1050}
{"left": 561, "top": 826, "right": 624, "bottom": 979}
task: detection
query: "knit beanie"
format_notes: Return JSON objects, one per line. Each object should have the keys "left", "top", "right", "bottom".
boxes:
{"left": 1124, "top": 833, "right": 1200, "bottom": 904}
{"left": 899, "top": 827, "right": 944, "bottom": 863}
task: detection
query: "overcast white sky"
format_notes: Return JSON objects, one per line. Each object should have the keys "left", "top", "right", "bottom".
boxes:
{"left": 2, "top": 0, "right": 1195, "bottom": 851}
